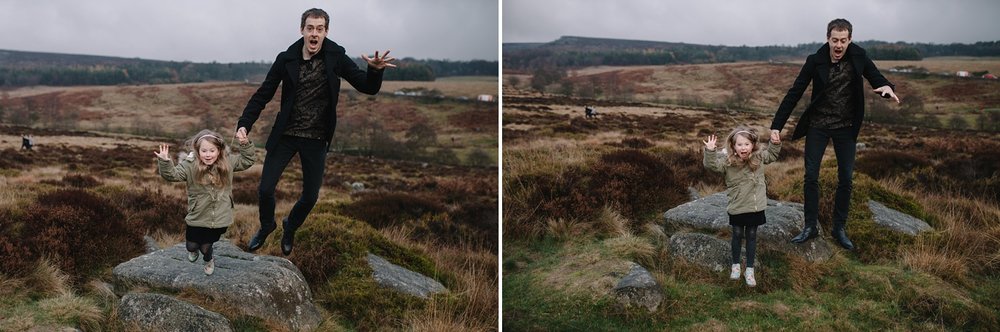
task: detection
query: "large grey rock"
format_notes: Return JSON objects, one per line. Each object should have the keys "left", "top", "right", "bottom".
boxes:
{"left": 868, "top": 200, "right": 933, "bottom": 236}
{"left": 367, "top": 253, "right": 447, "bottom": 299}
{"left": 112, "top": 240, "right": 322, "bottom": 331}
{"left": 664, "top": 192, "right": 834, "bottom": 262}
{"left": 612, "top": 263, "right": 662, "bottom": 312}
{"left": 118, "top": 292, "right": 232, "bottom": 332}
{"left": 668, "top": 233, "right": 731, "bottom": 272}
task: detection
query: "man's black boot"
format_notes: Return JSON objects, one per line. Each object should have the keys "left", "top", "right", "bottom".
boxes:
{"left": 790, "top": 226, "right": 819, "bottom": 244}
{"left": 248, "top": 221, "right": 276, "bottom": 252}
{"left": 832, "top": 226, "right": 855, "bottom": 250}
{"left": 281, "top": 218, "right": 296, "bottom": 256}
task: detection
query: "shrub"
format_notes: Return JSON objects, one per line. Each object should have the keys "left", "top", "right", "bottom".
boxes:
{"left": 287, "top": 214, "right": 444, "bottom": 329}
{"left": 101, "top": 187, "right": 186, "bottom": 234}
{"left": 587, "top": 149, "right": 689, "bottom": 228}
{"left": 621, "top": 137, "right": 654, "bottom": 149}
{"left": 855, "top": 150, "right": 931, "bottom": 179}
{"left": 344, "top": 191, "right": 446, "bottom": 229}
{"left": 61, "top": 174, "right": 101, "bottom": 188}
{"left": 18, "top": 189, "right": 145, "bottom": 281}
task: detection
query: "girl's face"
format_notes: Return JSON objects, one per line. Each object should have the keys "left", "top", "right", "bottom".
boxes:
{"left": 733, "top": 135, "right": 754, "bottom": 160}
{"left": 198, "top": 139, "right": 220, "bottom": 166}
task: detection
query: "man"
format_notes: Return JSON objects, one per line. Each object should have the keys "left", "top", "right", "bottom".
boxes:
{"left": 770, "top": 18, "right": 899, "bottom": 250}
{"left": 237, "top": 8, "right": 396, "bottom": 255}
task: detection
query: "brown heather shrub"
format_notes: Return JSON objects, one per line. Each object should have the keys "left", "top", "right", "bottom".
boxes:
{"left": 553, "top": 117, "right": 598, "bottom": 134}
{"left": 19, "top": 189, "right": 145, "bottom": 281}
{"left": 61, "top": 174, "right": 101, "bottom": 188}
{"left": 621, "top": 137, "right": 654, "bottom": 149}
{"left": 855, "top": 150, "right": 932, "bottom": 180}
{"left": 103, "top": 187, "right": 186, "bottom": 234}
{"left": 344, "top": 191, "right": 447, "bottom": 229}
{"left": 588, "top": 149, "right": 690, "bottom": 224}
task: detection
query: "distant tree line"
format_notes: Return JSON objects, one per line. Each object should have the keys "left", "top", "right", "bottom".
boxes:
{"left": 0, "top": 49, "right": 497, "bottom": 87}
{"left": 352, "top": 58, "right": 497, "bottom": 81}
{"left": 503, "top": 36, "right": 1000, "bottom": 71}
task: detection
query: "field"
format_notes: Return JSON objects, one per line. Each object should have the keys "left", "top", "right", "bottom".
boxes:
{"left": 503, "top": 59, "right": 1000, "bottom": 330}
{"left": 0, "top": 77, "right": 499, "bottom": 331}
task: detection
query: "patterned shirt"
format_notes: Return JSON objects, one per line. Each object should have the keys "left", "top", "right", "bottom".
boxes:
{"left": 284, "top": 55, "right": 330, "bottom": 140}
{"left": 811, "top": 60, "right": 855, "bottom": 129}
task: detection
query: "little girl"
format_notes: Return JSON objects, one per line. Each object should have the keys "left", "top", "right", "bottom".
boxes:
{"left": 703, "top": 126, "right": 780, "bottom": 287}
{"left": 155, "top": 129, "right": 255, "bottom": 275}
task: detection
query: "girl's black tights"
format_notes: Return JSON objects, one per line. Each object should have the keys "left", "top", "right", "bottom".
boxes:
{"left": 731, "top": 225, "right": 759, "bottom": 267}
{"left": 186, "top": 241, "right": 214, "bottom": 262}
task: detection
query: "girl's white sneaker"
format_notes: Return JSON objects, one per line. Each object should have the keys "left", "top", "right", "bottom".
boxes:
{"left": 730, "top": 264, "right": 741, "bottom": 280}
{"left": 204, "top": 259, "right": 215, "bottom": 276}
{"left": 745, "top": 267, "right": 756, "bottom": 287}
{"left": 188, "top": 251, "right": 199, "bottom": 263}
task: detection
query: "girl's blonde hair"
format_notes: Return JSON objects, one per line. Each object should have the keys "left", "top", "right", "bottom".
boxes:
{"left": 725, "top": 126, "right": 762, "bottom": 171}
{"left": 187, "top": 129, "right": 231, "bottom": 188}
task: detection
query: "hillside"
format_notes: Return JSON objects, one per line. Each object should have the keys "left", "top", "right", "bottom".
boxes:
{"left": 503, "top": 36, "right": 1000, "bottom": 71}
{"left": 0, "top": 49, "right": 499, "bottom": 86}
{"left": 505, "top": 59, "right": 1000, "bottom": 131}
{"left": 0, "top": 77, "right": 498, "bottom": 330}
{"left": 502, "top": 59, "right": 1000, "bottom": 329}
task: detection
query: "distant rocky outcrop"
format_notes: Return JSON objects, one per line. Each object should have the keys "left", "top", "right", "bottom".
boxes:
{"left": 868, "top": 200, "right": 933, "bottom": 236}
{"left": 612, "top": 263, "right": 662, "bottom": 312}
{"left": 118, "top": 292, "right": 232, "bottom": 332}
{"left": 367, "top": 253, "right": 448, "bottom": 299}
{"left": 112, "top": 240, "right": 322, "bottom": 331}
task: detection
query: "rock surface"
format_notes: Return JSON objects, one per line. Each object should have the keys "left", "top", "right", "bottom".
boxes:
{"left": 612, "top": 263, "right": 663, "bottom": 312}
{"left": 117, "top": 292, "right": 232, "bottom": 332}
{"left": 664, "top": 192, "right": 835, "bottom": 262}
{"left": 668, "top": 233, "right": 732, "bottom": 272}
{"left": 112, "top": 240, "right": 322, "bottom": 331}
{"left": 868, "top": 200, "right": 933, "bottom": 236}
{"left": 367, "top": 253, "right": 447, "bottom": 299}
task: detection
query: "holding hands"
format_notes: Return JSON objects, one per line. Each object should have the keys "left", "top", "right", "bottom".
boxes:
{"left": 770, "top": 129, "right": 781, "bottom": 144}
{"left": 703, "top": 135, "right": 717, "bottom": 150}
{"left": 154, "top": 144, "right": 170, "bottom": 161}
{"left": 236, "top": 127, "right": 249, "bottom": 145}
{"left": 362, "top": 50, "right": 397, "bottom": 70}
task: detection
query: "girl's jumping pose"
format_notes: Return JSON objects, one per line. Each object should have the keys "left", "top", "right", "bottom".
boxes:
{"left": 703, "top": 126, "right": 781, "bottom": 286}
{"left": 156, "top": 129, "right": 255, "bottom": 275}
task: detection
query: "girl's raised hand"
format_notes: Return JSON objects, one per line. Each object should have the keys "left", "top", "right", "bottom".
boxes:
{"left": 154, "top": 144, "right": 170, "bottom": 160}
{"left": 703, "top": 135, "right": 717, "bottom": 150}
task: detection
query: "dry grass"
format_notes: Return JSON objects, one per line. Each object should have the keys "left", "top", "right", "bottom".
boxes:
{"left": 502, "top": 139, "right": 597, "bottom": 179}
{"left": 594, "top": 206, "right": 630, "bottom": 237}
{"left": 37, "top": 293, "right": 104, "bottom": 330}
{"left": 604, "top": 232, "right": 656, "bottom": 262}
{"left": 380, "top": 76, "right": 498, "bottom": 98}
{"left": 406, "top": 243, "right": 498, "bottom": 331}
{"left": 544, "top": 218, "right": 588, "bottom": 240}
{"left": 877, "top": 57, "right": 1000, "bottom": 76}
{"left": 29, "top": 258, "right": 72, "bottom": 297}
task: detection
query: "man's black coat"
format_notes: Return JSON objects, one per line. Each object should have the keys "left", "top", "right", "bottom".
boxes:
{"left": 771, "top": 43, "right": 894, "bottom": 140}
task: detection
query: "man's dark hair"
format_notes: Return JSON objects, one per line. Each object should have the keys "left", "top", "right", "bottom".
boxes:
{"left": 827, "top": 18, "right": 852, "bottom": 38}
{"left": 301, "top": 8, "right": 329, "bottom": 30}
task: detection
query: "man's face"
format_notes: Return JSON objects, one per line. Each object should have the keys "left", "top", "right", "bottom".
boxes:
{"left": 828, "top": 29, "right": 851, "bottom": 62}
{"left": 301, "top": 16, "right": 328, "bottom": 56}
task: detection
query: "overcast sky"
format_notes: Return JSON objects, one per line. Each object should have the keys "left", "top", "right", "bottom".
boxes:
{"left": 0, "top": 0, "right": 498, "bottom": 63}
{"left": 504, "top": 0, "right": 1000, "bottom": 46}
